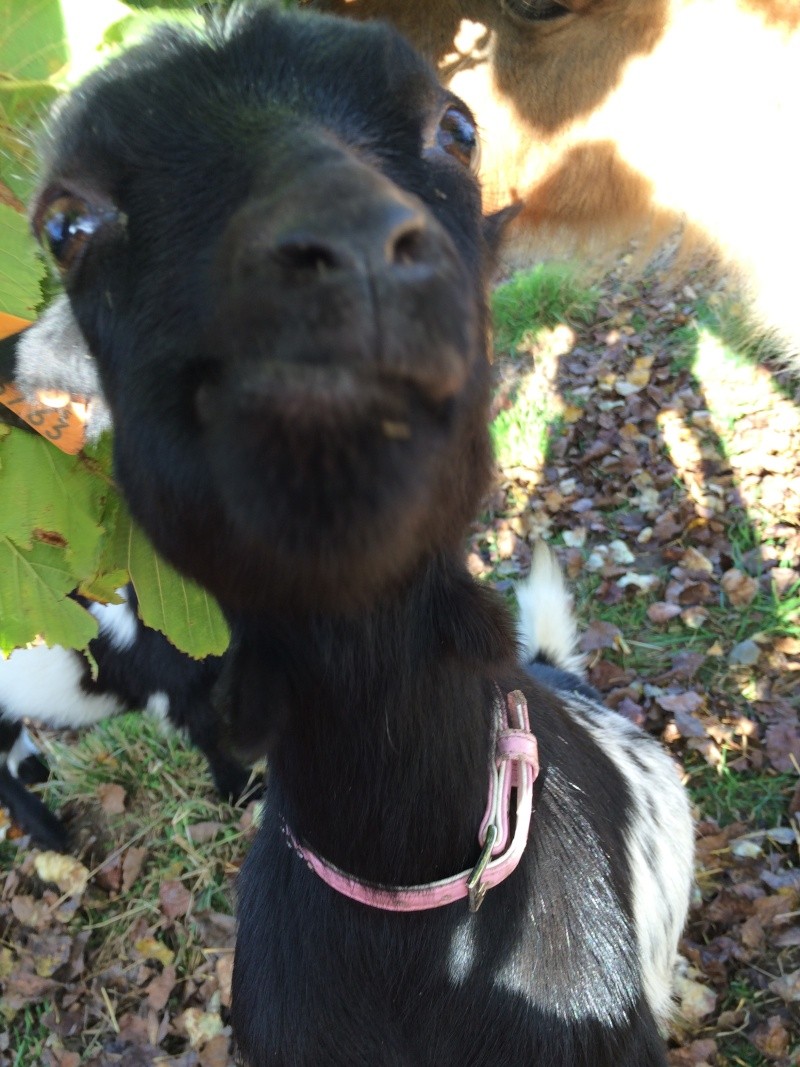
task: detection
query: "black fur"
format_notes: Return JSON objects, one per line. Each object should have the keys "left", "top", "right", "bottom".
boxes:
{"left": 31, "top": 5, "right": 690, "bottom": 1063}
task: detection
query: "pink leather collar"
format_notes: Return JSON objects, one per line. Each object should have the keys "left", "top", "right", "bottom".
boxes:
{"left": 283, "top": 688, "right": 539, "bottom": 913}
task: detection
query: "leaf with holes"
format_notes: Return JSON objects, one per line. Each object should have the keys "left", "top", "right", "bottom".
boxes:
{"left": 0, "top": 430, "right": 107, "bottom": 572}
{"left": 0, "top": 536, "right": 97, "bottom": 651}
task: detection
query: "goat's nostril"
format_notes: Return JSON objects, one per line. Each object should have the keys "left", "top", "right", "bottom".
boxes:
{"left": 274, "top": 239, "right": 342, "bottom": 275}
{"left": 390, "top": 222, "right": 428, "bottom": 268}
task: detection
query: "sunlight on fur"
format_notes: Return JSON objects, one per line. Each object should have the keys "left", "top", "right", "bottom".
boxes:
{"left": 317, "top": 0, "right": 800, "bottom": 360}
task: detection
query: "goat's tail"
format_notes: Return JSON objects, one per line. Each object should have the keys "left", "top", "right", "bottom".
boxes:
{"left": 515, "top": 541, "right": 586, "bottom": 679}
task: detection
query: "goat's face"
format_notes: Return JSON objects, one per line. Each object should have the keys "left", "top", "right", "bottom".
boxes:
{"left": 33, "top": 6, "right": 503, "bottom": 613}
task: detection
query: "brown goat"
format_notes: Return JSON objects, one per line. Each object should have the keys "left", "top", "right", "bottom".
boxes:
{"left": 315, "top": 0, "right": 800, "bottom": 355}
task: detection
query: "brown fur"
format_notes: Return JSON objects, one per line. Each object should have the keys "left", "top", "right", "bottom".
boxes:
{"left": 315, "top": 0, "right": 800, "bottom": 355}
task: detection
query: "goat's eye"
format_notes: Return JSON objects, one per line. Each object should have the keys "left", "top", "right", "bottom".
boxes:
{"left": 34, "top": 194, "right": 118, "bottom": 275}
{"left": 437, "top": 106, "right": 480, "bottom": 171}
{"left": 501, "top": 0, "right": 570, "bottom": 22}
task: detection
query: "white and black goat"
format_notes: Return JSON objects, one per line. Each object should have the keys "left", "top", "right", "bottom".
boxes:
{"left": 29, "top": 4, "right": 694, "bottom": 1062}
{"left": 0, "top": 585, "right": 251, "bottom": 852}
{"left": 0, "top": 317, "right": 252, "bottom": 852}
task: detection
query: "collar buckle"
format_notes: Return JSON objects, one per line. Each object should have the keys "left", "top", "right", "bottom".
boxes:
{"left": 467, "top": 822, "right": 498, "bottom": 912}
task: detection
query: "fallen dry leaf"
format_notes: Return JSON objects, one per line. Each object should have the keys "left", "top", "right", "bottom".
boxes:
{"left": 133, "top": 937, "right": 175, "bottom": 968}
{"left": 97, "top": 782, "right": 127, "bottom": 815}
{"left": 579, "top": 619, "right": 622, "bottom": 652}
{"left": 178, "top": 1007, "right": 225, "bottom": 1049}
{"left": 187, "top": 821, "right": 227, "bottom": 844}
{"left": 765, "top": 722, "right": 800, "bottom": 773}
{"left": 666, "top": 1038, "right": 717, "bottom": 1066}
{"left": 145, "top": 963, "right": 177, "bottom": 1011}
{"left": 160, "top": 879, "right": 193, "bottom": 921}
{"left": 121, "top": 846, "right": 148, "bottom": 892}
{"left": 680, "top": 547, "right": 714, "bottom": 576}
{"left": 768, "top": 969, "right": 800, "bottom": 1004}
{"left": 721, "top": 568, "right": 759, "bottom": 607}
{"left": 749, "top": 1014, "right": 790, "bottom": 1059}
{"left": 34, "top": 852, "right": 90, "bottom": 899}
{"left": 674, "top": 971, "right": 717, "bottom": 1025}
{"left": 198, "top": 1033, "right": 232, "bottom": 1067}
{"left": 647, "top": 601, "right": 682, "bottom": 624}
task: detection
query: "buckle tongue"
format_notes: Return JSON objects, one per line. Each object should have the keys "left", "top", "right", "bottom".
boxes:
{"left": 467, "top": 823, "right": 498, "bottom": 912}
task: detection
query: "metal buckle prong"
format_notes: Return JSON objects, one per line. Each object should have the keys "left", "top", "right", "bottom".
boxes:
{"left": 467, "top": 823, "right": 498, "bottom": 912}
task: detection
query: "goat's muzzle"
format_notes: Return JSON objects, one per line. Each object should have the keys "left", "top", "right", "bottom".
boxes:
{"left": 200, "top": 154, "right": 474, "bottom": 419}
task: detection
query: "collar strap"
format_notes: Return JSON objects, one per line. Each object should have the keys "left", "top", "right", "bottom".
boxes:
{"left": 283, "top": 688, "right": 539, "bottom": 913}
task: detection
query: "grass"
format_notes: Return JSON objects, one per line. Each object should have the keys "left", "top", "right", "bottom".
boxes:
{"left": 714, "top": 978, "right": 777, "bottom": 1067}
{"left": 685, "top": 755, "right": 796, "bottom": 828}
{"left": 9, "top": 1005, "right": 49, "bottom": 1066}
{"left": 491, "top": 262, "right": 598, "bottom": 353}
{"left": 491, "top": 392, "right": 560, "bottom": 470}
{"left": 490, "top": 263, "right": 597, "bottom": 468}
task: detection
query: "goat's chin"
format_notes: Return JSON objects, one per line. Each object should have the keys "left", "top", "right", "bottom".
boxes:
{"left": 190, "top": 425, "right": 483, "bottom": 616}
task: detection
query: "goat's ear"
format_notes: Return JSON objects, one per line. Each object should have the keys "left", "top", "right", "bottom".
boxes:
{"left": 483, "top": 202, "right": 523, "bottom": 256}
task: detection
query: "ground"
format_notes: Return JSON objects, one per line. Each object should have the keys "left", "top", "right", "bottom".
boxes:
{"left": 0, "top": 261, "right": 798, "bottom": 1066}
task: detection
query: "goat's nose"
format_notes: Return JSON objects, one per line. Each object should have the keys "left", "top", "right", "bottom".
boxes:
{"left": 226, "top": 155, "right": 446, "bottom": 287}
{"left": 270, "top": 200, "right": 431, "bottom": 278}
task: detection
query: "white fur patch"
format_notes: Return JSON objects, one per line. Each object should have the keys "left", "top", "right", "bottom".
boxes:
{"left": 5, "top": 727, "right": 41, "bottom": 777}
{"left": 515, "top": 541, "right": 585, "bottom": 675}
{"left": 87, "top": 588, "right": 138, "bottom": 651}
{"left": 0, "top": 644, "right": 124, "bottom": 728}
{"left": 146, "top": 691, "right": 171, "bottom": 721}
{"left": 562, "top": 696, "right": 695, "bottom": 1026}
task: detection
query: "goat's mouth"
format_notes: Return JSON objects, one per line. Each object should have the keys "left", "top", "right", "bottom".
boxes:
{"left": 195, "top": 355, "right": 465, "bottom": 433}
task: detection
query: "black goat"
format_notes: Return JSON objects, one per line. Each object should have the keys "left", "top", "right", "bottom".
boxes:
{"left": 0, "top": 584, "right": 251, "bottom": 852}
{"left": 31, "top": 4, "right": 694, "bottom": 1063}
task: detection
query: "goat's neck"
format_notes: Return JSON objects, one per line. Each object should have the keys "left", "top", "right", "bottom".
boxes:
{"left": 235, "top": 552, "right": 518, "bottom": 885}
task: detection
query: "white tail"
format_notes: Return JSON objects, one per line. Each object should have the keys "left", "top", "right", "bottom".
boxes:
{"left": 515, "top": 541, "right": 585, "bottom": 677}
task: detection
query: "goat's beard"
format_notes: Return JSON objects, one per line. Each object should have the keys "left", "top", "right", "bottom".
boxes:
{"left": 111, "top": 371, "right": 494, "bottom": 618}
{"left": 196, "top": 386, "right": 492, "bottom": 615}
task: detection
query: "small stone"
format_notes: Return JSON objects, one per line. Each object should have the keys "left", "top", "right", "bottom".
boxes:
{"left": 729, "top": 639, "right": 760, "bottom": 667}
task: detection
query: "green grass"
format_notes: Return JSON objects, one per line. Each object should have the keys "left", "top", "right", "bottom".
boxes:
{"left": 8, "top": 1005, "right": 49, "bottom": 1066}
{"left": 491, "top": 393, "right": 560, "bottom": 469}
{"left": 685, "top": 754, "right": 796, "bottom": 828}
{"left": 491, "top": 262, "right": 598, "bottom": 353}
{"left": 714, "top": 978, "right": 781, "bottom": 1067}
{"left": 717, "top": 1039, "right": 771, "bottom": 1067}
{"left": 489, "top": 263, "right": 597, "bottom": 468}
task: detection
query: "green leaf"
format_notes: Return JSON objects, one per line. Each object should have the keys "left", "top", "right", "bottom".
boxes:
{"left": 0, "top": 0, "right": 68, "bottom": 83}
{"left": 0, "top": 78, "right": 58, "bottom": 202}
{"left": 78, "top": 485, "right": 131, "bottom": 602}
{"left": 0, "top": 429, "right": 107, "bottom": 573}
{"left": 0, "top": 536, "right": 98, "bottom": 651}
{"left": 124, "top": 518, "right": 230, "bottom": 660}
{"left": 0, "top": 204, "right": 46, "bottom": 318}
{"left": 102, "top": 7, "right": 202, "bottom": 51}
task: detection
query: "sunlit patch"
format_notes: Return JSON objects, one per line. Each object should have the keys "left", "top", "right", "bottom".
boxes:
{"left": 447, "top": 915, "right": 477, "bottom": 984}
{"left": 656, "top": 408, "right": 723, "bottom": 518}
{"left": 691, "top": 327, "right": 800, "bottom": 522}
{"left": 452, "top": 19, "right": 489, "bottom": 56}
{"left": 491, "top": 322, "right": 575, "bottom": 474}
